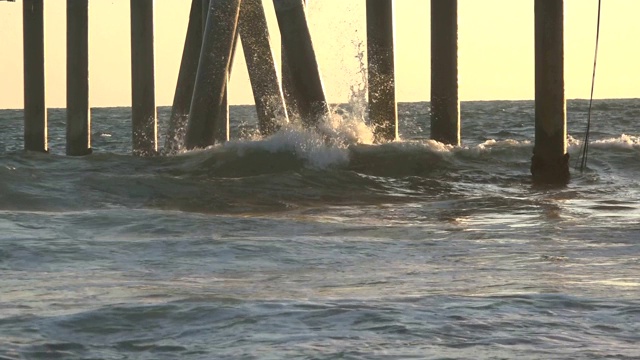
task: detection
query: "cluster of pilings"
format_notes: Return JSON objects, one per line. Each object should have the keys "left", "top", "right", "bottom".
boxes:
{"left": 16, "top": 0, "right": 568, "bottom": 184}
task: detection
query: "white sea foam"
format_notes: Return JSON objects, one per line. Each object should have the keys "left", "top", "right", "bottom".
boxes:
{"left": 567, "top": 134, "right": 582, "bottom": 147}
{"left": 569, "top": 134, "right": 640, "bottom": 150}
{"left": 475, "top": 139, "right": 532, "bottom": 150}
{"left": 393, "top": 139, "right": 455, "bottom": 153}
{"left": 591, "top": 134, "right": 640, "bottom": 149}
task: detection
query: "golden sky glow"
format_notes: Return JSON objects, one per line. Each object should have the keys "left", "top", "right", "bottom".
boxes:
{"left": 1, "top": 0, "right": 639, "bottom": 109}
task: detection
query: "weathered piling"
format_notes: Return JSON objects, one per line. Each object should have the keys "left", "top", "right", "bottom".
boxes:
{"left": 532, "top": 0, "right": 569, "bottom": 184}
{"left": 22, "top": 0, "right": 47, "bottom": 152}
{"left": 431, "top": 0, "right": 459, "bottom": 146}
{"left": 239, "top": 0, "right": 288, "bottom": 135}
{"left": 366, "top": 0, "right": 398, "bottom": 142}
{"left": 281, "top": 49, "right": 299, "bottom": 121}
{"left": 202, "top": 0, "right": 232, "bottom": 145}
{"left": 281, "top": 0, "right": 304, "bottom": 121}
{"left": 164, "top": 0, "right": 204, "bottom": 154}
{"left": 215, "top": 32, "right": 240, "bottom": 144}
{"left": 215, "top": 83, "right": 231, "bottom": 143}
{"left": 202, "top": 0, "right": 209, "bottom": 32}
{"left": 273, "top": 0, "right": 329, "bottom": 127}
{"left": 66, "top": 0, "right": 91, "bottom": 156}
{"left": 185, "top": 0, "right": 241, "bottom": 150}
{"left": 130, "top": 0, "right": 157, "bottom": 156}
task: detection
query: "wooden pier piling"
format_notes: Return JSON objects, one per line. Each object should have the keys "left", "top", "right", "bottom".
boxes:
{"left": 66, "top": 0, "right": 91, "bottom": 156}
{"left": 273, "top": 0, "right": 329, "bottom": 127}
{"left": 281, "top": 49, "right": 299, "bottom": 121}
{"left": 532, "top": 0, "right": 569, "bottom": 184}
{"left": 22, "top": 0, "right": 47, "bottom": 152}
{"left": 164, "top": 0, "right": 204, "bottom": 154}
{"left": 281, "top": 0, "right": 304, "bottom": 121}
{"left": 202, "top": 0, "right": 234, "bottom": 145}
{"left": 185, "top": 0, "right": 241, "bottom": 150}
{"left": 130, "top": 0, "right": 157, "bottom": 156}
{"left": 202, "top": 0, "right": 209, "bottom": 32}
{"left": 430, "top": 0, "right": 459, "bottom": 146}
{"left": 215, "top": 31, "right": 240, "bottom": 144}
{"left": 366, "top": 0, "right": 398, "bottom": 143}
{"left": 239, "top": 0, "right": 288, "bottom": 135}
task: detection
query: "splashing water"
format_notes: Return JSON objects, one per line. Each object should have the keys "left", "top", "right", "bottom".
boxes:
{"left": 346, "top": 40, "right": 369, "bottom": 124}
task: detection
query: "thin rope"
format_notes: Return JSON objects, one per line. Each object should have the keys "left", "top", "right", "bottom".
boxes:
{"left": 577, "top": 0, "right": 602, "bottom": 172}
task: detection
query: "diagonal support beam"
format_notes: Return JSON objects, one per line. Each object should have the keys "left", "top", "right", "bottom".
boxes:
{"left": 164, "top": 0, "right": 204, "bottom": 154}
{"left": 273, "top": 0, "right": 329, "bottom": 127}
{"left": 239, "top": 0, "right": 288, "bottom": 135}
{"left": 185, "top": 0, "right": 242, "bottom": 150}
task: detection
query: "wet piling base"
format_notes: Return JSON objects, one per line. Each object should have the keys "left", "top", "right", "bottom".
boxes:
{"left": 531, "top": 148, "right": 570, "bottom": 185}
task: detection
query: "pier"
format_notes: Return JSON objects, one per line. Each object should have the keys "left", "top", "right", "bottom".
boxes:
{"left": 6, "top": 0, "right": 572, "bottom": 184}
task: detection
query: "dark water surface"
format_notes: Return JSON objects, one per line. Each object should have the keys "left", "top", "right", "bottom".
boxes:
{"left": 1, "top": 100, "right": 639, "bottom": 359}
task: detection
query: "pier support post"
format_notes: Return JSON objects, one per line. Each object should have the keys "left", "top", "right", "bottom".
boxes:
{"left": 532, "top": 0, "right": 569, "bottom": 184}
{"left": 202, "top": 0, "right": 234, "bottom": 145}
{"left": 273, "top": 0, "right": 329, "bottom": 127}
{"left": 430, "top": 0, "right": 459, "bottom": 146}
{"left": 281, "top": 0, "right": 304, "bottom": 121}
{"left": 239, "top": 0, "right": 288, "bottom": 135}
{"left": 130, "top": 0, "right": 157, "bottom": 156}
{"left": 164, "top": 0, "right": 204, "bottom": 154}
{"left": 66, "top": 0, "right": 91, "bottom": 156}
{"left": 216, "top": 32, "right": 239, "bottom": 144}
{"left": 23, "top": 0, "right": 47, "bottom": 152}
{"left": 202, "top": 0, "right": 209, "bottom": 32}
{"left": 281, "top": 49, "right": 299, "bottom": 121}
{"left": 185, "top": 0, "right": 241, "bottom": 150}
{"left": 366, "top": 0, "right": 398, "bottom": 142}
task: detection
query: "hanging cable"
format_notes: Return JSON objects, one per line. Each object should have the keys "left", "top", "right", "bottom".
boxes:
{"left": 577, "top": 0, "right": 602, "bottom": 172}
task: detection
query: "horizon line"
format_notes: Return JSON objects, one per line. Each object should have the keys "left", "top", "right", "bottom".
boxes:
{"left": 1, "top": 97, "right": 639, "bottom": 111}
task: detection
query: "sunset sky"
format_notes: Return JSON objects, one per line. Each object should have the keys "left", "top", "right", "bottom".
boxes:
{"left": 0, "top": 0, "right": 639, "bottom": 109}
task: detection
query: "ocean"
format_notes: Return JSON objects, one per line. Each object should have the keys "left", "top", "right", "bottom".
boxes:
{"left": 0, "top": 100, "right": 639, "bottom": 359}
